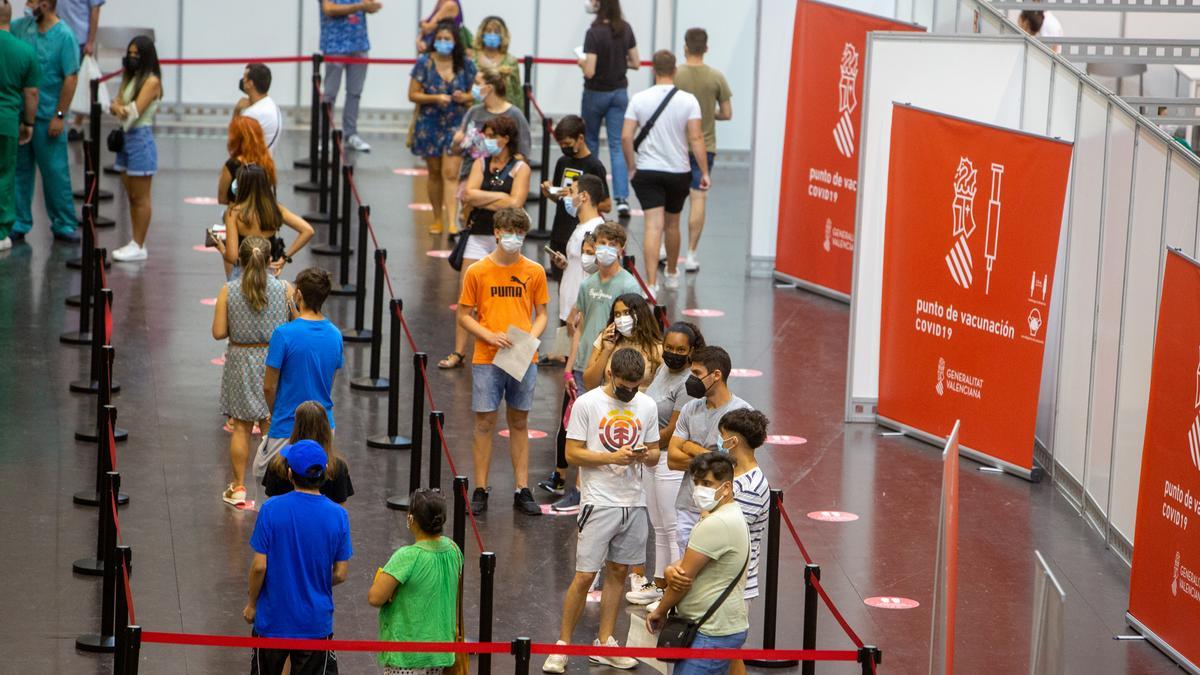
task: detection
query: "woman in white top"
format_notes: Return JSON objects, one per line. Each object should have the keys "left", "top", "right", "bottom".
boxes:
{"left": 109, "top": 36, "right": 163, "bottom": 263}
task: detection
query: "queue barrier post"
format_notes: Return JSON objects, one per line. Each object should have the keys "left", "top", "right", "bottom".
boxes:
{"left": 452, "top": 476, "right": 468, "bottom": 552}
{"left": 331, "top": 133, "right": 356, "bottom": 295}
{"left": 124, "top": 625, "right": 142, "bottom": 675}
{"left": 76, "top": 471, "right": 119, "bottom": 652}
{"left": 384, "top": 365, "right": 426, "bottom": 510}
{"left": 529, "top": 115, "right": 553, "bottom": 240}
{"left": 350, "top": 246, "right": 389, "bottom": 390}
{"left": 88, "top": 82, "right": 116, "bottom": 227}
{"left": 72, "top": 282, "right": 122, "bottom": 395}
{"left": 294, "top": 90, "right": 326, "bottom": 194}
{"left": 75, "top": 344, "right": 129, "bottom": 444}
{"left": 113, "top": 546, "right": 133, "bottom": 674}
{"left": 428, "top": 410, "right": 443, "bottom": 489}
{"left": 370, "top": 306, "right": 417, "bottom": 449}
{"left": 312, "top": 127, "right": 344, "bottom": 255}
{"left": 801, "top": 564, "right": 821, "bottom": 675}
{"left": 512, "top": 637, "right": 532, "bottom": 675}
{"left": 479, "top": 552, "right": 497, "bottom": 675}
{"left": 61, "top": 243, "right": 98, "bottom": 345}
{"left": 522, "top": 56, "right": 533, "bottom": 122}
{"left": 66, "top": 201, "right": 93, "bottom": 307}
{"left": 295, "top": 54, "right": 322, "bottom": 170}
{"left": 342, "top": 193, "right": 372, "bottom": 343}
{"left": 858, "top": 646, "right": 881, "bottom": 674}
{"left": 304, "top": 106, "right": 332, "bottom": 222}
{"left": 75, "top": 402, "right": 129, "bottom": 520}
{"left": 747, "top": 489, "right": 799, "bottom": 669}
{"left": 74, "top": 92, "right": 112, "bottom": 204}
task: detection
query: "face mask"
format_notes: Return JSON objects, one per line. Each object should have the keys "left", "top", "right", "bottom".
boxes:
{"left": 685, "top": 373, "right": 711, "bottom": 399}
{"left": 584, "top": 0, "right": 598, "bottom": 14}
{"left": 23, "top": 7, "right": 34, "bottom": 18}
{"left": 123, "top": 55, "right": 141, "bottom": 72}
{"left": 614, "top": 314, "right": 635, "bottom": 337}
{"left": 581, "top": 253, "right": 598, "bottom": 274}
{"left": 434, "top": 39, "right": 455, "bottom": 55}
{"left": 471, "top": 84, "right": 484, "bottom": 101}
{"left": 662, "top": 351, "right": 688, "bottom": 371}
{"left": 482, "top": 32, "right": 502, "bottom": 49}
{"left": 499, "top": 233, "right": 524, "bottom": 253}
{"left": 483, "top": 138, "right": 501, "bottom": 156}
{"left": 564, "top": 194, "right": 580, "bottom": 218}
{"left": 693, "top": 485, "right": 724, "bottom": 512}
{"left": 717, "top": 436, "right": 736, "bottom": 453}
{"left": 238, "top": 77, "right": 247, "bottom": 94}
{"left": 613, "top": 383, "right": 637, "bottom": 403}
{"left": 231, "top": 178, "right": 239, "bottom": 198}
{"left": 595, "top": 245, "right": 619, "bottom": 267}
{"left": 560, "top": 143, "right": 577, "bottom": 158}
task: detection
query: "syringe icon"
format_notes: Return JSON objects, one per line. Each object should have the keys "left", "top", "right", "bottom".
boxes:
{"left": 984, "top": 163, "right": 1004, "bottom": 294}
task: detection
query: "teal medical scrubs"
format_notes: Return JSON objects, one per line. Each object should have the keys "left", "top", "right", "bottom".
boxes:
{"left": 12, "top": 17, "right": 80, "bottom": 237}
{"left": 0, "top": 31, "right": 40, "bottom": 240}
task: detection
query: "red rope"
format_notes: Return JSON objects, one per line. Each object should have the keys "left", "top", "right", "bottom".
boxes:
{"left": 527, "top": 89, "right": 547, "bottom": 121}
{"left": 623, "top": 259, "right": 659, "bottom": 306}
{"left": 122, "top": 557, "right": 136, "bottom": 627}
{"left": 809, "top": 574, "right": 864, "bottom": 649}
{"left": 160, "top": 56, "right": 309, "bottom": 66}
{"left": 108, "top": 417, "right": 119, "bottom": 472}
{"left": 324, "top": 56, "right": 417, "bottom": 65}
{"left": 777, "top": 500, "right": 813, "bottom": 565}
{"left": 104, "top": 298, "right": 113, "bottom": 346}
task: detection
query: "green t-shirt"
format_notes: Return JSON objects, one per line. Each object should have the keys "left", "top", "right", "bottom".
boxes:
{"left": 677, "top": 502, "right": 749, "bottom": 637}
{"left": 377, "top": 537, "right": 464, "bottom": 668}
{"left": 575, "top": 268, "right": 643, "bottom": 371}
{"left": 674, "top": 64, "right": 732, "bottom": 154}
{"left": 0, "top": 31, "right": 40, "bottom": 138}
{"left": 12, "top": 18, "right": 79, "bottom": 122}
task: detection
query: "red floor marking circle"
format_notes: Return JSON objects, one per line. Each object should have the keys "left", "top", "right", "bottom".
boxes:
{"left": 499, "top": 429, "right": 548, "bottom": 439}
{"left": 184, "top": 196, "right": 219, "bottom": 205}
{"left": 730, "top": 368, "right": 762, "bottom": 378}
{"left": 449, "top": 303, "right": 458, "bottom": 311}
{"left": 393, "top": 167, "right": 429, "bottom": 176}
{"left": 864, "top": 596, "right": 920, "bottom": 610}
{"left": 200, "top": 298, "right": 217, "bottom": 306}
{"left": 409, "top": 202, "right": 434, "bottom": 211}
{"left": 807, "top": 510, "right": 859, "bottom": 522}
{"left": 682, "top": 308, "right": 724, "bottom": 318}
{"left": 211, "top": 355, "right": 225, "bottom": 366}
{"left": 426, "top": 250, "right": 452, "bottom": 258}
{"left": 192, "top": 245, "right": 219, "bottom": 253}
{"left": 766, "top": 434, "right": 807, "bottom": 445}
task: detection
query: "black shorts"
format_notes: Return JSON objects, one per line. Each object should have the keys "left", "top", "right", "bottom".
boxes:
{"left": 631, "top": 170, "right": 692, "bottom": 214}
{"left": 250, "top": 634, "right": 339, "bottom": 675}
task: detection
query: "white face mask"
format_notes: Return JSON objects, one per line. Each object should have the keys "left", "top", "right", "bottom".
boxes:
{"left": 581, "top": 253, "right": 598, "bottom": 274}
{"left": 614, "top": 314, "right": 635, "bottom": 337}
{"left": 692, "top": 484, "right": 724, "bottom": 512}
{"left": 584, "top": 0, "right": 598, "bottom": 13}
{"left": 498, "top": 233, "right": 524, "bottom": 254}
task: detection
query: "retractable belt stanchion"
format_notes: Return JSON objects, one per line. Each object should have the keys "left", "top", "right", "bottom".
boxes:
{"left": 428, "top": 410, "right": 443, "bottom": 489}
{"left": 342, "top": 197, "right": 372, "bottom": 343}
{"left": 75, "top": 344, "right": 129, "bottom": 443}
{"left": 75, "top": 401, "right": 129, "bottom": 508}
{"left": 858, "top": 646, "right": 881, "bottom": 674}
{"left": 294, "top": 53, "right": 322, "bottom": 170}
{"left": 303, "top": 108, "right": 333, "bottom": 223}
{"left": 124, "top": 625, "right": 142, "bottom": 674}
{"left": 72, "top": 281, "right": 122, "bottom": 395}
{"left": 479, "top": 552, "right": 497, "bottom": 675}
{"left": 528, "top": 115, "right": 553, "bottom": 240}
{"left": 350, "top": 249, "right": 390, "bottom": 390}
{"left": 113, "top": 547, "right": 133, "bottom": 674}
{"left": 66, "top": 202, "right": 94, "bottom": 306}
{"left": 76, "top": 471, "right": 120, "bottom": 652}
{"left": 384, "top": 373, "right": 427, "bottom": 510}
{"left": 373, "top": 343, "right": 420, "bottom": 450}
{"left": 452, "top": 476, "right": 468, "bottom": 552}
{"left": 295, "top": 83, "right": 327, "bottom": 194}
{"left": 331, "top": 145, "right": 356, "bottom": 295}
{"left": 512, "top": 637, "right": 532, "bottom": 675}
{"left": 61, "top": 244, "right": 98, "bottom": 344}
{"left": 522, "top": 56, "right": 533, "bottom": 122}
{"left": 74, "top": 81, "right": 113, "bottom": 204}
{"left": 747, "top": 490, "right": 799, "bottom": 669}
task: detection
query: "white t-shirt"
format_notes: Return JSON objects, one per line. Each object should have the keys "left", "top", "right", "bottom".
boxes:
{"left": 559, "top": 216, "right": 604, "bottom": 322}
{"left": 567, "top": 387, "right": 660, "bottom": 507}
{"left": 624, "top": 84, "right": 701, "bottom": 174}
{"left": 1039, "top": 11, "right": 1063, "bottom": 38}
{"left": 242, "top": 96, "right": 283, "bottom": 155}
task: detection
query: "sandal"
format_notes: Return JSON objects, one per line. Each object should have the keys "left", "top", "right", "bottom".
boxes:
{"left": 429, "top": 221, "right": 444, "bottom": 235}
{"left": 438, "top": 352, "right": 465, "bottom": 369}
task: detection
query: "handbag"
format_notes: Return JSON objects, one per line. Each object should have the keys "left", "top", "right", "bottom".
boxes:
{"left": 107, "top": 127, "right": 125, "bottom": 153}
{"left": 633, "top": 87, "right": 679, "bottom": 153}
{"left": 447, "top": 230, "right": 470, "bottom": 272}
{"left": 655, "top": 551, "right": 748, "bottom": 661}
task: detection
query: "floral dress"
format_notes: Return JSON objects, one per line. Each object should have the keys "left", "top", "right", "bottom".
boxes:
{"left": 410, "top": 53, "right": 477, "bottom": 157}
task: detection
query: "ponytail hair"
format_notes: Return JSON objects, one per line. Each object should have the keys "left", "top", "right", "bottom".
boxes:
{"left": 479, "top": 66, "right": 509, "bottom": 98}
{"left": 238, "top": 236, "right": 273, "bottom": 312}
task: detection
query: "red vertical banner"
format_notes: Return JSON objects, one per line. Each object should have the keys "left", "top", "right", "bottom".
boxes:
{"left": 876, "top": 105, "right": 1072, "bottom": 475}
{"left": 1128, "top": 250, "right": 1200, "bottom": 670}
{"left": 775, "top": 0, "right": 921, "bottom": 298}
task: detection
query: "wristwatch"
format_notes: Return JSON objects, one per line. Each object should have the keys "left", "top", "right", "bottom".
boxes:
{"left": 55, "top": 110, "right": 64, "bottom": 119}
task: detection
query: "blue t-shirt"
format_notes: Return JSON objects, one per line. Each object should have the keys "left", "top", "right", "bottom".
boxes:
{"left": 56, "top": 0, "right": 105, "bottom": 49}
{"left": 266, "top": 318, "right": 343, "bottom": 439}
{"left": 12, "top": 18, "right": 80, "bottom": 121}
{"left": 319, "top": 0, "right": 370, "bottom": 54}
{"left": 250, "top": 491, "right": 353, "bottom": 638}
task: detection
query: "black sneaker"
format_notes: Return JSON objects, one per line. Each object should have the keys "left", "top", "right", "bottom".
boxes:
{"left": 9, "top": 232, "right": 26, "bottom": 243}
{"left": 616, "top": 198, "right": 631, "bottom": 217}
{"left": 471, "top": 487, "right": 490, "bottom": 515}
{"left": 68, "top": 128, "right": 83, "bottom": 142}
{"left": 514, "top": 488, "right": 542, "bottom": 516}
{"left": 537, "top": 471, "right": 566, "bottom": 496}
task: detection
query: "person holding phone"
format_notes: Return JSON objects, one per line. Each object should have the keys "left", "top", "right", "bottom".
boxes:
{"left": 582, "top": 293, "right": 662, "bottom": 391}
{"left": 542, "top": 115, "right": 610, "bottom": 279}
{"left": 215, "top": 164, "right": 314, "bottom": 280}
{"left": 543, "top": 174, "right": 606, "bottom": 366}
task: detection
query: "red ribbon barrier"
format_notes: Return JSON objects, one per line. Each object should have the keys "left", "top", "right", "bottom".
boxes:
{"left": 527, "top": 56, "right": 653, "bottom": 67}
{"left": 324, "top": 55, "right": 417, "bottom": 65}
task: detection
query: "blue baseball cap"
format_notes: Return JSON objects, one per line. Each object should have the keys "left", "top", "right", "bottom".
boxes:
{"left": 281, "top": 439, "right": 327, "bottom": 478}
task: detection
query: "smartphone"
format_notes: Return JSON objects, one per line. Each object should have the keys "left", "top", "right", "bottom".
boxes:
{"left": 632, "top": 444, "right": 647, "bottom": 454}
{"left": 204, "top": 223, "right": 227, "bottom": 247}
{"left": 547, "top": 186, "right": 563, "bottom": 196}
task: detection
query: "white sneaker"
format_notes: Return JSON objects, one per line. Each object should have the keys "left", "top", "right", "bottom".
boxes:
{"left": 629, "top": 573, "right": 649, "bottom": 590}
{"left": 659, "top": 243, "right": 667, "bottom": 262}
{"left": 649, "top": 280, "right": 660, "bottom": 297}
{"left": 626, "top": 582, "right": 663, "bottom": 605}
{"left": 112, "top": 241, "right": 147, "bottom": 262}
{"left": 663, "top": 271, "right": 680, "bottom": 289}
{"left": 646, "top": 599, "right": 661, "bottom": 613}
{"left": 685, "top": 251, "right": 700, "bottom": 272}
{"left": 346, "top": 134, "right": 372, "bottom": 152}
{"left": 542, "top": 641, "right": 568, "bottom": 673}
{"left": 590, "top": 636, "right": 638, "bottom": 670}
{"left": 0, "top": 237, "right": 10, "bottom": 251}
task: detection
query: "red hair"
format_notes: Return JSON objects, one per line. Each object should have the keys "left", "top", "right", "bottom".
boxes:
{"left": 227, "top": 116, "right": 276, "bottom": 186}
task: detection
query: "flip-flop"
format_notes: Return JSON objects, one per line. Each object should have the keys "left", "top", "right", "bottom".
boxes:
{"left": 438, "top": 352, "right": 465, "bottom": 369}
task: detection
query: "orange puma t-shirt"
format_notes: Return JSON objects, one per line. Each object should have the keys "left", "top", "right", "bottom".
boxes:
{"left": 459, "top": 255, "right": 550, "bottom": 365}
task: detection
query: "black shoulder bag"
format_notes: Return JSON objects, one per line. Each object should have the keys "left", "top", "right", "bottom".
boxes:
{"left": 655, "top": 550, "right": 748, "bottom": 661}
{"left": 633, "top": 87, "right": 679, "bottom": 153}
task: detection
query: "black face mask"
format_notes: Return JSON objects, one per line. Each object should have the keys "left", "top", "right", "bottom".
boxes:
{"left": 238, "top": 78, "right": 247, "bottom": 94}
{"left": 560, "top": 144, "right": 577, "bottom": 158}
{"left": 122, "top": 55, "right": 141, "bottom": 72}
{"left": 614, "top": 384, "right": 637, "bottom": 403}
{"left": 662, "top": 351, "right": 688, "bottom": 371}
{"left": 685, "top": 374, "right": 711, "bottom": 399}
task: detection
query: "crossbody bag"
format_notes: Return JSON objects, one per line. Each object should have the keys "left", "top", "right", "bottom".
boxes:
{"left": 655, "top": 550, "right": 748, "bottom": 661}
{"left": 633, "top": 87, "right": 679, "bottom": 153}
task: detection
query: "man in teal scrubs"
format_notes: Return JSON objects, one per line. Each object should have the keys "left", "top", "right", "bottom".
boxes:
{"left": 13, "top": 0, "right": 79, "bottom": 243}
{"left": 0, "top": 1, "right": 41, "bottom": 250}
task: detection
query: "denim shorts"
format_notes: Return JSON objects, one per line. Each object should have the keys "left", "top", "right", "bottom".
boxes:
{"left": 114, "top": 126, "right": 157, "bottom": 177}
{"left": 471, "top": 363, "right": 537, "bottom": 413}
{"left": 689, "top": 152, "right": 715, "bottom": 190}
{"left": 671, "top": 630, "right": 748, "bottom": 675}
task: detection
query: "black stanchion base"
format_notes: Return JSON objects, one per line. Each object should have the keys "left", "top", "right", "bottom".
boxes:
{"left": 745, "top": 659, "right": 801, "bottom": 669}
{"left": 73, "top": 490, "right": 130, "bottom": 507}
{"left": 294, "top": 156, "right": 313, "bottom": 169}
{"left": 294, "top": 181, "right": 320, "bottom": 193}
{"left": 368, "top": 434, "right": 413, "bottom": 451}
{"left": 67, "top": 256, "right": 110, "bottom": 270}
{"left": 303, "top": 211, "right": 331, "bottom": 224}
{"left": 66, "top": 294, "right": 81, "bottom": 307}
{"left": 341, "top": 328, "right": 372, "bottom": 343}
{"left": 526, "top": 229, "right": 552, "bottom": 241}
{"left": 311, "top": 243, "right": 350, "bottom": 256}
{"left": 73, "top": 188, "right": 113, "bottom": 202}
{"left": 94, "top": 214, "right": 116, "bottom": 228}
{"left": 73, "top": 557, "right": 104, "bottom": 576}
{"left": 386, "top": 495, "right": 412, "bottom": 510}
{"left": 75, "top": 633, "right": 115, "bottom": 653}
{"left": 60, "top": 331, "right": 92, "bottom": 346}
{"left": 330, "top": 283, "right": 357, "bottom": 297}
{"left": 69, "top": 378, "right": 122, "bottom": 394}
{"left": 103, "top": 163, "right": 119, "bottom": 176}
{"left": 75, "top": 426, "right": 129, "bottom": 443}
{"left": 350, "top": 376, "right": 389, "bottom": 392}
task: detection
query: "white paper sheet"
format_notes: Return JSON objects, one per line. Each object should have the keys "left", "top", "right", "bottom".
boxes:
{"left": 492, "top": 326, "right": 541, "bottom": 381}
